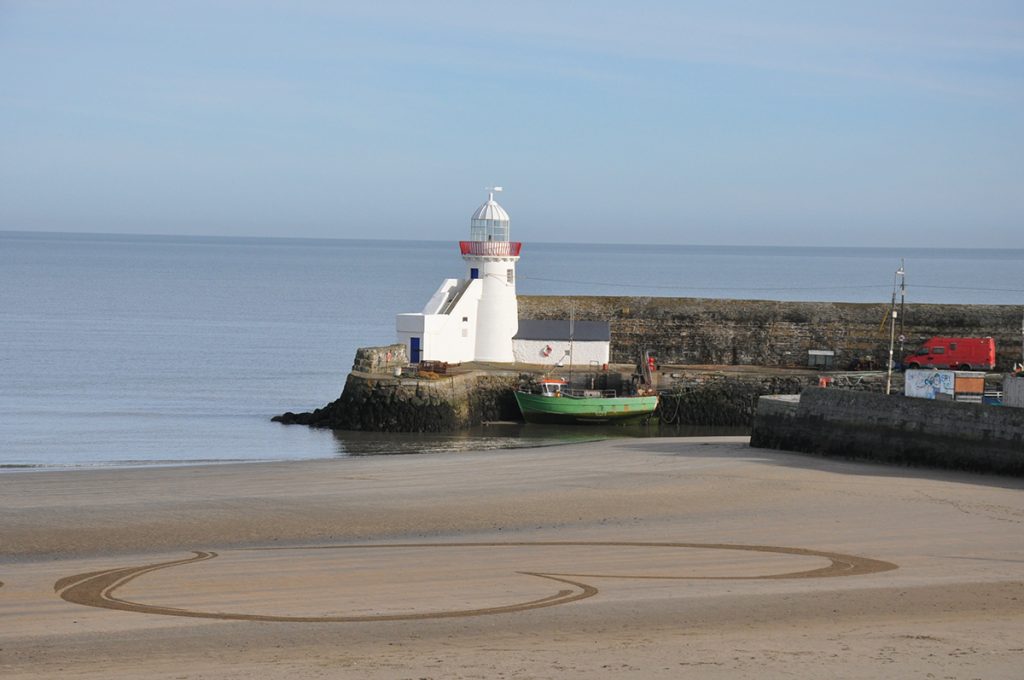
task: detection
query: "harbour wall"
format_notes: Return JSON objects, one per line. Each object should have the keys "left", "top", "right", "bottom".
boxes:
{"left": 274, "top": 345, "right": 521, "bottom": 432}
{"left": 656, "top": 371, "right": 890, "bottom": 427}
{"left": 278, "top": 362, "right": 891, "bottom": 433}
{"left": 274, "top": 372, "right": 521, "bottom": 432}
{"left": 518, "top": 296, "right": 1023, "bottom": 370}
{"left": 750, "top": 389, "right": 1024, "bottom": 476}
{"left": 275, "top": 297, "right": 1021, "bottom": 433}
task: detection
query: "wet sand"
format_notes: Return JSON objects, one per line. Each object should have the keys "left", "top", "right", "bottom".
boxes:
{"left": 2, "top": 436, "right": 1023, "bottom": 678}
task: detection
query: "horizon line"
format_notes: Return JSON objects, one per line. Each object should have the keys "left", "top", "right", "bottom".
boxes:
{"left": 3, "top": 229, "right": 1022, "bottom": 255}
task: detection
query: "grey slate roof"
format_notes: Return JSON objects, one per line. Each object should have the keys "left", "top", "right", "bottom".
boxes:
{"left": 513, "top": 319, "right": 610, "bottom": 342}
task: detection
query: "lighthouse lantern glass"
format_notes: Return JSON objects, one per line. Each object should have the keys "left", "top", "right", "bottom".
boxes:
{"left": 470, "top": 218, "right": 508, "bottom": 242}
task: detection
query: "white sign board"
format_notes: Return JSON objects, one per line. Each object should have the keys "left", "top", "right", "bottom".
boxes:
{"left": 904, "top": 369, "right": 955, "bottom": 399}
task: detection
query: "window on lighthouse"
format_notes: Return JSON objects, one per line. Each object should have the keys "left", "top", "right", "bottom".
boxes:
{"left": 506, "top": 269, "right": 514, "bottom": 284}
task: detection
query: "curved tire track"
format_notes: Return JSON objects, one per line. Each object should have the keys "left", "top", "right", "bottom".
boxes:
{"left": 55, "top": 542, "right": 896, "bottom": 622}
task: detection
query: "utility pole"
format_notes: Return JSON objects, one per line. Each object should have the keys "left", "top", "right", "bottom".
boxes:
{"left": 885, "top": 261, "right": 905, "bottom": 395}
{"left": 897, "top": 258, "right": 906, "bottom": 357}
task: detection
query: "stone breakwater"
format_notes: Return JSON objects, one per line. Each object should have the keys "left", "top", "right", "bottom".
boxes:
{"left": 519, "top": 296, "right": 1022, "bottom": 370}
{"left": 273, "top": 372, "right": 522, "bottom": 432}
{"left": 274, "top": 346, "right": 522, "bottom": 432}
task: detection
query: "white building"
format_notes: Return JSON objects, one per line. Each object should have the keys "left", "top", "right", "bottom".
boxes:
{"left": 512, "top": 319, "right": 611, "bottom": 368}
{"left": 396, "top": 189, "right": 521, "bottom": 364}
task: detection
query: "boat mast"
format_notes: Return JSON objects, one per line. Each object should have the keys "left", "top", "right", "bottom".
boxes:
{"left": 568, "top": 299, "right": 575, "bottom": 383}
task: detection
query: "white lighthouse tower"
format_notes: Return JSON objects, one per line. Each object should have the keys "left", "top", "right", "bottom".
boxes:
{"left": 464, "top": 187, "right": 520, "bottom": 361}
{"left": 395, "top": 188, "right": 521, "bottom": 364}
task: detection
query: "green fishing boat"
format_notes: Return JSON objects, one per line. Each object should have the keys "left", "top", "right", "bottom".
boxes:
{"left": 514, "top": 378, "right": 659, "bottom": 425}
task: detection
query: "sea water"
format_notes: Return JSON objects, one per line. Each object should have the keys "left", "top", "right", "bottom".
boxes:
{"left": 2, "top": 231, "right": 1022, "bottom": 470}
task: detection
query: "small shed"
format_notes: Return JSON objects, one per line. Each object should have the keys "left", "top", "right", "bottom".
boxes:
{"left": 513, "top": 319, "right": 611, "bottom": 367}
{"left": 807, "top": 349, "right": 835, "bottom": 369}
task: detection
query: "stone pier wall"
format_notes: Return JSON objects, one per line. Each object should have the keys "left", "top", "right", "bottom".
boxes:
{"left": 750, "top": 388, "right": 1024, "bottom": 476}
{"left": 657, "top": 370, "right": 892, "bottom": 427}
{"left": 519, "top": 296, "right": 1022, "bottom": 370}
{"left": 659, "top": 375, "right": 819, "bottom": 426}
{"left": 275, "top": 370, "right": 521, "bottom": 432}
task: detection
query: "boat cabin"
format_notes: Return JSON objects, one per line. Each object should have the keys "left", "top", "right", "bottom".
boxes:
{"left": 539, "top": 378, "right": 566, "bottom": 396}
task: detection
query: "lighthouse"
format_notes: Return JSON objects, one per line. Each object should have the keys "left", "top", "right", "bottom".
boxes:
{"left": 463, "top": 188, "right": 520, "bottom": 361}
{"left": 396, "top": 188, "right": 521, "bottom": 364}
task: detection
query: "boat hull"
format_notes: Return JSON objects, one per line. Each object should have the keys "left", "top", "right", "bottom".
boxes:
{"left": 514, "top": 391, "right": 658, "bottom": 425}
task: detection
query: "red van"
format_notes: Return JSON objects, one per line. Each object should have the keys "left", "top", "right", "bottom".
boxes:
{"left": 903, "top": 337, "right": 995, "bottom": 371}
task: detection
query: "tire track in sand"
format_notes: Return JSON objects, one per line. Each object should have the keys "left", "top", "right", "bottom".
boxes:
{"left": 55, "top": 542, "right": 897, "bottom": 622}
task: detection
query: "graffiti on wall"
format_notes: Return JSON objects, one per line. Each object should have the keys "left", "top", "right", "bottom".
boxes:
{"left": 905, "top": 369, "right": 954, "bottom": 400}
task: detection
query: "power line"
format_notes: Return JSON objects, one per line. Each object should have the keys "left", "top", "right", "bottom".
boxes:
{"left": 913, "top": 284, "right": 1024, "bottom": 293}
{"left": 521, "top": 276, "right": 892, "bottom": 292}
{"left": 520, "top": 276, "right": 1024, "bottom": 294}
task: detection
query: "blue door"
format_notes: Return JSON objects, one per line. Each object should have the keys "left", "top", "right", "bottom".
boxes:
{"left": 470, "top": 268, "right": 479, "bottom": 279}
{"left": 410, "top": 337, "right": 421, "bottom": 363}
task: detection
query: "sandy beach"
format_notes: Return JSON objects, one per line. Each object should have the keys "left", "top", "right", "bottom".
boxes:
{"left": 2, "top": 436, "right": 1023, "bottom": 679}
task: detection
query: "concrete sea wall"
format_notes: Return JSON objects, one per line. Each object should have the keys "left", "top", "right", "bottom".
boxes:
{"left": 519, "top": 296, "right": 1023, "bottom": 370}
{"left": 750, "top": 388, "right": 1024, "bottom": 476}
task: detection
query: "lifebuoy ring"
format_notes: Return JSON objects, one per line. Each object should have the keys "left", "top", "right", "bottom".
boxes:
{"left": 541, "top": 345, "right": 552, "bottom": 357}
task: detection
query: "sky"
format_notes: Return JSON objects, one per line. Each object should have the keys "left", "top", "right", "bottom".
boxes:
{"left": 1, "top": 1, "right": 1022, "bottom": 246}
